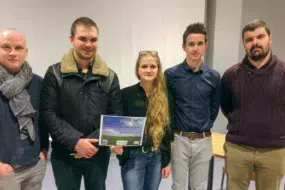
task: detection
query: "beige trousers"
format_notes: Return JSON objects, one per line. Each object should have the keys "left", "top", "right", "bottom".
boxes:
{"left": 224, "top": 141, "right": 285, "bottom": 190}
{"left": 0, "top": 159, "right": 46, "bottom": 190}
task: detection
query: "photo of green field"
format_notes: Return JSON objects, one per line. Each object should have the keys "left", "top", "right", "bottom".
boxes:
{"left": 101, "top": 135, "right": 141, "bottom": 146}
{"left": 100, "top": 115, "right": 146, "bottom": 146}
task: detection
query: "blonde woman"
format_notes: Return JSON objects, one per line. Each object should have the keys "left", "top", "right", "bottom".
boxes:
{"left": 112, "top": 51, "right": 171, "bottom": 190}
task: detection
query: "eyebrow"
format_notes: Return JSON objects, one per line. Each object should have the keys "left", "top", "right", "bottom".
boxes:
{"left": 188, "top": 41, "right": 204, "bottom": 44}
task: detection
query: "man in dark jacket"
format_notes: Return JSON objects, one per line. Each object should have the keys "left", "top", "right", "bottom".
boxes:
{"left": 40, "top": 17, "right": 123, "bottom": 190}
{"left": 0, "top": 29, "right": 48, "bottom": 190}
{"left": 221, "top": 19, "right": 285, "bottom": 190}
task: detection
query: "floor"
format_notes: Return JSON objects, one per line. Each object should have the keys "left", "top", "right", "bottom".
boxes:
{"left": 42, "top": 153, "right": 285, "bottom": 190}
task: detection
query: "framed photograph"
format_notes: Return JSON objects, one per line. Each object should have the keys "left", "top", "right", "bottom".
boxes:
{"left": 99, "top": 115, "right": 146, "bottom": 146}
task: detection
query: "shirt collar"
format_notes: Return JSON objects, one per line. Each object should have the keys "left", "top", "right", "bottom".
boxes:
{"left": 136, "top": 83, "right": 147, "bottom": 100}
{"left": 182, "top": 59, "right": 206, "bottom": 74}
{"left": 73, "top": 54, "right": 94, "bottom": 73}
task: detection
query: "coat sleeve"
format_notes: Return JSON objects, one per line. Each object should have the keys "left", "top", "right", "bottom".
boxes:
{"left": 37, "top": 76, "right": 50, "bottom": 151}
{"left": 164, "top": 70, "right": 175, "bottom": 141}
{"left": 160, "top": 127, "right": 171, "bottom": 168}
{"left": 220, "top": 70, "right": 233, "bottom": 118}
{"left": 40, "top": 65, "right": 83, "bottom": 150}
{"left": 106, "top": 73, "right": 123, "bottom": 115}
{"left": 86, "top": 72, "right": 123, "bottom": 139}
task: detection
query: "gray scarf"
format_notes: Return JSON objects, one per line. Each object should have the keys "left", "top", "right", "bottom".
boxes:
{"left": 0, "top": 62, "right": 36, "bottom": 141}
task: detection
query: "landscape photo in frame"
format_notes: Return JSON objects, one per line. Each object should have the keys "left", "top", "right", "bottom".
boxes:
{"left": 99, "top": 115, "right": 146, "bottom": 146}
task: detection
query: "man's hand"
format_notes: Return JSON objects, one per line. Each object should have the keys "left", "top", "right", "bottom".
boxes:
{"left": 74, "top": 138, "right": 99, "bottom": 159}
{"left": 110, "top": 145, "right": 123, "bottom": 155}
{"left": 162, "top": 163, "right": 171, "bottom": 178}
{"left": 0, "top": 162, "right": 13, "bottom": 176}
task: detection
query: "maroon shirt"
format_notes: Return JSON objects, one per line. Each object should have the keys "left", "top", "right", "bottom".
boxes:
{"left": 221, "top": 54, "right": 285, "bottom": 148}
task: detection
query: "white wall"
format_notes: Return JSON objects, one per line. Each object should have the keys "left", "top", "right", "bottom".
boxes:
{"left": 205, "top": 0, "right": 243, "bottom": 132}
{"left": 0, "top": 0, "right": 206, "bottom": 88}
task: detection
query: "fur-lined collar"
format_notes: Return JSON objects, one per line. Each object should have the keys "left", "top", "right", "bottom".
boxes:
{"left": 60, "top": 49, "right": 109, "bottom": 77}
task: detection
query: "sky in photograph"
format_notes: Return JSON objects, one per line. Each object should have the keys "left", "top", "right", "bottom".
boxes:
{"left": 102, "top": 116, "right": 146, "bottom": 136}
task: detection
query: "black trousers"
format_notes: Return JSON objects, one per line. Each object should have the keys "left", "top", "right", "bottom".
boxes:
{"left": 50, "top": 147, "right": 110, "bottom": 190}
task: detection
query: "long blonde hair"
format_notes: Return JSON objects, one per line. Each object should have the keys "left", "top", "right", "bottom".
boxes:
{"left": 135, "top": 51, "right": 170, "bottom": 150}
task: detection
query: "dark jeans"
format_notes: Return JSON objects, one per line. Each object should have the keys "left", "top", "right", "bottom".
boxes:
{"left": 50, "top": 147, "right": 110, "bottom": 190}
{"left": 121, "top": 148, "right": 162, "bottom": 190}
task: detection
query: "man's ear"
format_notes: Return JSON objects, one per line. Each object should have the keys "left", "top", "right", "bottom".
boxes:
{"left": 24, "top": 48, "right": 28, "bottom": 59}
{"left": 269, "top": 34, "right": 273, "bottom": 45}
{"left": 205, "top": 42, "right": 209, "bottom": 50}
{"left": 182, "top": 43, "right": 186, "bottom": 52}
{"left": 70, "top": 35, "right": 75, "bottom": 46}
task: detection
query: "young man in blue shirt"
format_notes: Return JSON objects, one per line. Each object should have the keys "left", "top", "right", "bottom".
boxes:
{"left": 165, "top": 23, "right": 220, "bottom": 190}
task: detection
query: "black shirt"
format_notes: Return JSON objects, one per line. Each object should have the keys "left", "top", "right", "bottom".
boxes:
{"left": 117, "top": 83, "right": 171, "bottom": 168}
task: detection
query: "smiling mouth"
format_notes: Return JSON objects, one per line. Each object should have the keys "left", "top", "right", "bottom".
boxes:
{"left": 83, "top": 49, "right": 93, "bottom": 53}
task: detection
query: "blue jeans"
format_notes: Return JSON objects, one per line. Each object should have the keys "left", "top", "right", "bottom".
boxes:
{"left": 121, "top": 148, "right": 162, "bottom": 190}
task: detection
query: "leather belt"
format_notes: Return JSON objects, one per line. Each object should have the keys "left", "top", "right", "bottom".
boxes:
{"left": 174, "top": 129, "right": 211, "bottom": 138}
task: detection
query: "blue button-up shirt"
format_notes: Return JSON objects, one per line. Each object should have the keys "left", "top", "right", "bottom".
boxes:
{"left": 165, "top": 60, "right": 220, "bottom": 133}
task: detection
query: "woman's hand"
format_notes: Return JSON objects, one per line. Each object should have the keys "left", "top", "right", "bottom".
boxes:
{"left": 39, "top": 149, "right": 48, "bottom": 160}
{"left": 110, "top": 145, "right": 123, "bottom": 155}
{"left": 162, "top": 163, "right": 171, "bottom": 178}
{"left": 0, "top": 162, "right": 13, "bottom": 176}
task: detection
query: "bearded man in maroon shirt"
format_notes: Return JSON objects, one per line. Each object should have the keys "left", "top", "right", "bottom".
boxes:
{"left": 221, "top": 19, "right": 285, "bottom": 190}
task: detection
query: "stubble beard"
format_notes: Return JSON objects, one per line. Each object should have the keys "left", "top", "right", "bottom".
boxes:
{"left": 248, "top": 45, "right": 270, "bottom": 61}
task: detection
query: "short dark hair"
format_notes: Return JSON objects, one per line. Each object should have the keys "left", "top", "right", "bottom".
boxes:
{"left": 70, "top": 17, "right": 99, "bottom": 37}
{"left": 183, "top": 23, "right": 207, "bottom": 45}
{"left": 242, "top": 19, "right": 271, "bottom": 40}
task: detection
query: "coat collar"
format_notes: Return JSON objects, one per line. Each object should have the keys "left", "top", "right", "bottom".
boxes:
{"left": 60, "top": 49, "right": 109, "bottom": 77}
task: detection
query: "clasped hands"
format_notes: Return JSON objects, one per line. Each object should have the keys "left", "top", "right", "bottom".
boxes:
{"left": 73, "top": 138, "right": 123, "bottom": 159}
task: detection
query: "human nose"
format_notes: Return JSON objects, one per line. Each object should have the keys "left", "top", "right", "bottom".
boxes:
{"left": 192, "top": 44, "right": 199, "bottom": 51}
{"left": 85, "top": 41, "right": 92, "bottom": 48}
{"left": 9, "top": 48, "right": 17, "bottom": 56}
{"left": 146, "top": 67, "right": 151, "bottom": 72}
{"left": 252, "top": 38, "right": 259, "bottom": 45}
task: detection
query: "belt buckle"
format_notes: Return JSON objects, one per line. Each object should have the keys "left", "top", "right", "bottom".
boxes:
{"left": 188, "top": 132, "right": 197, "bottom": 140}
{"left": 187, "top": 132, "right": 196, "bottom": 140}
{"left": 141, "top": 146, "right": 149, "bottom": 153}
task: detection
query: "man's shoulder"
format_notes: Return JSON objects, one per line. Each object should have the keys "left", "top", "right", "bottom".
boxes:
{"left": 273, "top": 55, "right": 285, "bottom": 67}
{"left": 32, "top": 73, "right": 43, "bottom": 81}
{"left": 107, "top": 68, "right": 117, "bottom": 79}
{"left": 165, "top": 63, "right": 184, "bottom": 80}
{"left": 42, "top": 62, "right": 61, "bottom": 76}
{"left": 29, "top": 73, "right": 43, "bottom": 88}
{"left": 223, "top": 63, "right": 242, "bottom": 78}
{"left": 203, "top": 65, "right": 220, "bottom": 79}
{"left": 50, "top": 62, "right": 61, "bottom": 70}
{"left": 27, "top": 73, "right": 43, "bottom": 93}
{"left": 165, "top": 63, "right": 183, "bottom": 74}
